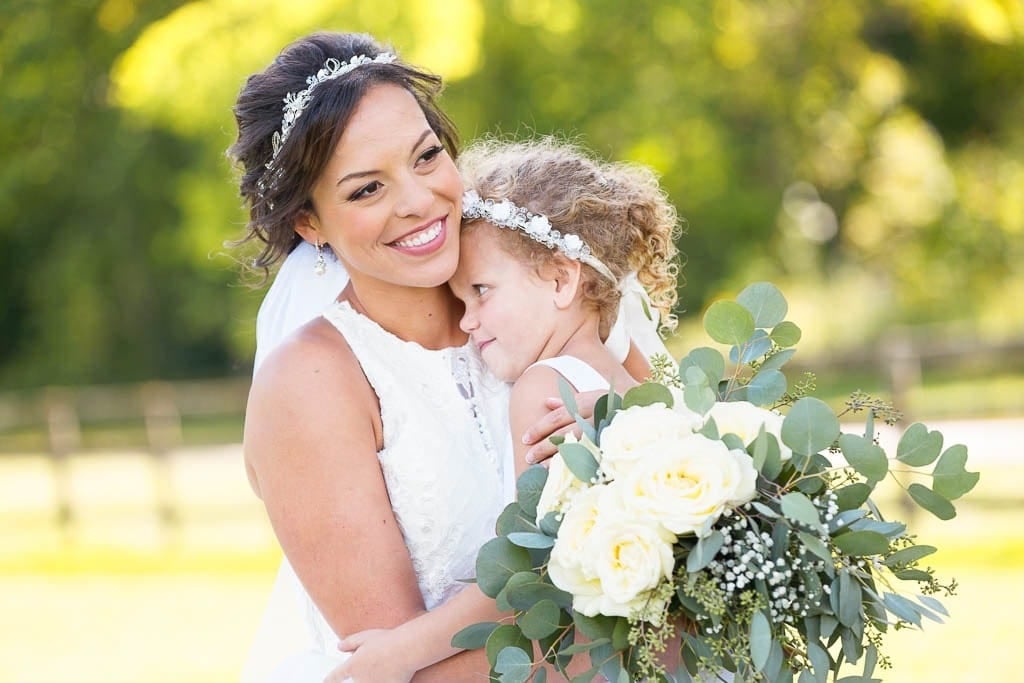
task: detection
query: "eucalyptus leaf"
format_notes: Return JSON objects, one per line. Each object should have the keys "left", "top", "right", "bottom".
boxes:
{"left": 557, "top": 378, "right": 580, "bottom": 422}
{"left": 485, "top": 624, "right": 533, "bottom": 668}
{"left": 781, "top": 397, "right": 841, "bottom": 457}
{"left": 737, "top": 281, "right": 788, "bottom": 328}
{"left": 750, "top": 610, "right": 772, "bottom": 670}
{"left": 917, "top": 594, "right": 950, "bottom": 617}
{"left": 516, "top": 465, "right": 549, "bottom": 519}
{"left": 733, "top": 330, "right": 774, "bottom": 364}
{"left": 507, "top": 532, "right": 556, "bottom": 549}
{"left": 622, "top": 381, "right": 675, "bottom": 409}
{"left": 573, "top": 613, "right": 617, "bottom": 642}
{"left": 687, "top": 530, "right": 725, "bottom": 572}
{"left": 894, "top": 569, "right": 932, "bottom": 582}
{"left": 882, "top": 592, "right": 922, "bottom": 627}
{"left": 679, "top": 347, "right": 727, "bottom": 386}
{"left": 807, "top": 640, "right": 831, "bottom": 682}
{"left": 519, "top": 599, "right": 564, "bottom": 639}
{"left": 838, "top": 434, "right": 888, "bottom": 482}
{"left": 504, "top": 573, "right": 573, "bottom": 610}
{"left": 684, "top": 382, "right": 717, "bottom": 415}
{"left": 559, "top": 639, "right": 610, "bottom": 655}
{"left": 780, "top": 491, "right": 824, "bottom": 532}
{"left": 538, "top": 511, "right": 562, "bottom": 537}
{"left": 895, "top": 423, "right": 943, "bottom": 467}
{"left": 476, "top": 537, "right": 534, "bottom": 598}
{"left": 760, "top": 347, "right": 797, "bottom": 372}
{"left": 770, "top": 320, "right": 802, "bottom": 348}
{"left": 494, "top": 646, "right": 533, "bottom": 683}
{"left": 837, "top": 570, "right": 862, "bottom": 627}
{"left": 746, "top": 368, "right": 788, "bottom": 406}
{"left": 559, "top": 442, "right": 600, "bottom": 484}
{"left": 797, "top": 530, "right": 832, "bottom": 564}
{"left": 932, "top": 444, "right": 980, "bottom": 500}
{"left": 496, "top": 502, "right": 538, "bottom": 536}
{"left": 451, "top": 621, "right": 500, "bottom": 649}
{"left": 883, "top": 544, "right": 936, "bottom": 567}
{"left": 721, "top": 433, "right": 746, "bottom": 451}
{"left": 833, "top": 530, "right": 890, "bottom": 556}
{"left": 704, "top": 300, "right": 756, "bottom": 346}
{"left": 907, "top": 483, "right": 956, "bottom": 520}
{"left": 533, "top": 668, "right": 547, "bottom": 683}
{"left": 835, "top": 483, "right": 872, "bottom": 511}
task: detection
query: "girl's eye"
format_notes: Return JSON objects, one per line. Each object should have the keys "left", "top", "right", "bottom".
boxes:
{"left": 419, "top": 145, "right": 445, "bottom": 164}
{"left": 473, "top": 284, "right": 490, "bottom": 296}
{"left": 349, "top": 180, "right": 383, "bottom": 201}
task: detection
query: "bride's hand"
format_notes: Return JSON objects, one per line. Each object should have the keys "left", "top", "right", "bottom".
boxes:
{"left": 520, "top": 389, "right": 604, "bottom": 465}
{"left": 325, "top": 629, "right": 414, "bottom": 683}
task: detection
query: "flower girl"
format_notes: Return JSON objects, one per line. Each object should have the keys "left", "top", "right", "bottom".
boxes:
{"left": 327, "top": 137, "right": 682, "bottom": 682}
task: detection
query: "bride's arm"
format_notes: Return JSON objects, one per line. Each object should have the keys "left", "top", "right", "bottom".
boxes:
{"left": 246, "top": 320, "right": 498, "bottom": 680}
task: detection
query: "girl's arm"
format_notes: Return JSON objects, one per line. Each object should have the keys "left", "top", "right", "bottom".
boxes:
{"left": 519, "top": 342, "right": 650, "bottom": 464}
{"left": 327, "top": 586, "right": 504, "bottom": 682}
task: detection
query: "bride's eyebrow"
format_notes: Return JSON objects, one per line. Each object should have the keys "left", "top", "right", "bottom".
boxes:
{"left": 335, "top": 130, "right": 433, "bottom": 187}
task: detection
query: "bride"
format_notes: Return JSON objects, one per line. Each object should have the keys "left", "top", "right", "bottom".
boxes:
{"left": 232, "top": 31, "right": 669, "bottom": 681}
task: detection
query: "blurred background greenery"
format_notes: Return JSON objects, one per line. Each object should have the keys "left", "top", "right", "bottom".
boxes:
{"left": 1, "top": 0, "right": 1022, "bottom": 681}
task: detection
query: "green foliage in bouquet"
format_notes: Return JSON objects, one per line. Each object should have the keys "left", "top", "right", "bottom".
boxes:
{"left": 453, "top": 282, "right": 979, "bottom": 683}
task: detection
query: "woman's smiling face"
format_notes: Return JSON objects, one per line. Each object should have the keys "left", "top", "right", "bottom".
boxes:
{"left": 298, "top": 84, "right": 464, "bottom": 289}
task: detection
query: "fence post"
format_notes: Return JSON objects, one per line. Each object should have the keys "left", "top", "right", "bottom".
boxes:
{"left": 141, "top": 381, "right": 183, "bottom": 529}
{"left": 44, "top": 387, "right": 80, "bottom": 533}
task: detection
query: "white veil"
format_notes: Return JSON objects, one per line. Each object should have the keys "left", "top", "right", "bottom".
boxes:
{"left": 253, "top": 241, "right": 349, "bottom": 373}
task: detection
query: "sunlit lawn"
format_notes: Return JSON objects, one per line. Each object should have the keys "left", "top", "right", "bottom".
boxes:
{"left": 1, "top": 436, "right": 1021, "bottom": 682}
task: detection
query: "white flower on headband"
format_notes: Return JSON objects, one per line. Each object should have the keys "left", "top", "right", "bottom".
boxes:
{"left": 562, "top": 234, "right": 583, "bottom": 253}
{"left": 527, "top": 215, "right": 552, "bottom": 236}
{"left": 491, "top": 201, "right": 514, "bottom": 221}
{"left": 461, "top": 190, "right": 616, "bottom": 283}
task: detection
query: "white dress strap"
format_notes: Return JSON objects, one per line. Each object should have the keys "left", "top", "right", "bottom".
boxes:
{"left": 527, "top": 356, "right": 610, "bottom": 394}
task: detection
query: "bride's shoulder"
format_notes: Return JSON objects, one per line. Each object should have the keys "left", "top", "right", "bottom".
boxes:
{"left": 252, "top": 316, "right": 367, "bottom": 402}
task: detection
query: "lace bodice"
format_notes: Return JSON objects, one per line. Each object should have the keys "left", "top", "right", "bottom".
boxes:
{"left": 322, "top": 302, "right": 508, "bottom": 608}
{"left": 258, "top": 301, "right": 512, "bottom": 660}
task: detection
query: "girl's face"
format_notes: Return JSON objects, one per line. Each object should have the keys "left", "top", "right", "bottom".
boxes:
{"left": 449, "top": 227, "right": 562, "bottom": 382}
{"left": 298, "top": 84, "right": 463, "bottom": 289}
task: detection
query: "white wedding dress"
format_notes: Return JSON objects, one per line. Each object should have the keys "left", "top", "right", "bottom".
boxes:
{"left": 242, "top": 241, "right": 669, "bottom": 682}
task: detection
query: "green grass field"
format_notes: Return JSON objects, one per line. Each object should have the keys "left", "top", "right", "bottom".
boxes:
{"left": 1, "top": 436, "right": 1020, "bottom": 683}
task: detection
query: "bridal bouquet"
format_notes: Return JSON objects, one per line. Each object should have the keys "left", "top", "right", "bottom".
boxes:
{"left": 454, "top": 283, "right": 978, "bottom": 683}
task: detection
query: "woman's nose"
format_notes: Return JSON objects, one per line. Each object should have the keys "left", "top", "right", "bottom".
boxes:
{"left": 394, "top": 175, "right": 434, "bottom": 218}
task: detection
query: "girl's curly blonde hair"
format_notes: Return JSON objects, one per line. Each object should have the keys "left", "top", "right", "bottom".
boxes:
{"left": 458, "top": 137, "right": 681, "bottom": 340}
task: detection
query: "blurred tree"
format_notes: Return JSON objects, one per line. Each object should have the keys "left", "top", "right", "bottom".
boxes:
{"left": 2, "top": 0, "right": 1022, "bottom": 387}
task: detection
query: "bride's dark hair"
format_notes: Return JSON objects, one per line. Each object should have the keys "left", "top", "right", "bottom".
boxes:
{"left": 228, "top": 32, "right": 459, "bottom": 275}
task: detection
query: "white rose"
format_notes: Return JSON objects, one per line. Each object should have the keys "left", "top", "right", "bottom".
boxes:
{"left": 707, "top": 401, "right": 793, "bottom": 461}
{"left": 614, "top": 434, "right": 758, "bottom": 537}
{"left": 536, "top": 433, "right": 598, "bottom": 519}
{"left": 598, "top": 404, "right": 700, "bottom": 480}
{"left": 549, "top": 483, "right": 674, "bottom": 620}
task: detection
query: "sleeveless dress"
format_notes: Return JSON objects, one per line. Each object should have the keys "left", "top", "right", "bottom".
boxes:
{"left": 241, "top": 301, "right": 513, "bottom": 682}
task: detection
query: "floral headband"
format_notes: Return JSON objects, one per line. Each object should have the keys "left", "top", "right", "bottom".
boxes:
{"left": 258, "top": 52, "right": 397, "bottom": 197}
{"left": 462, "top": 190, "right": 617, "bottom": 283}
